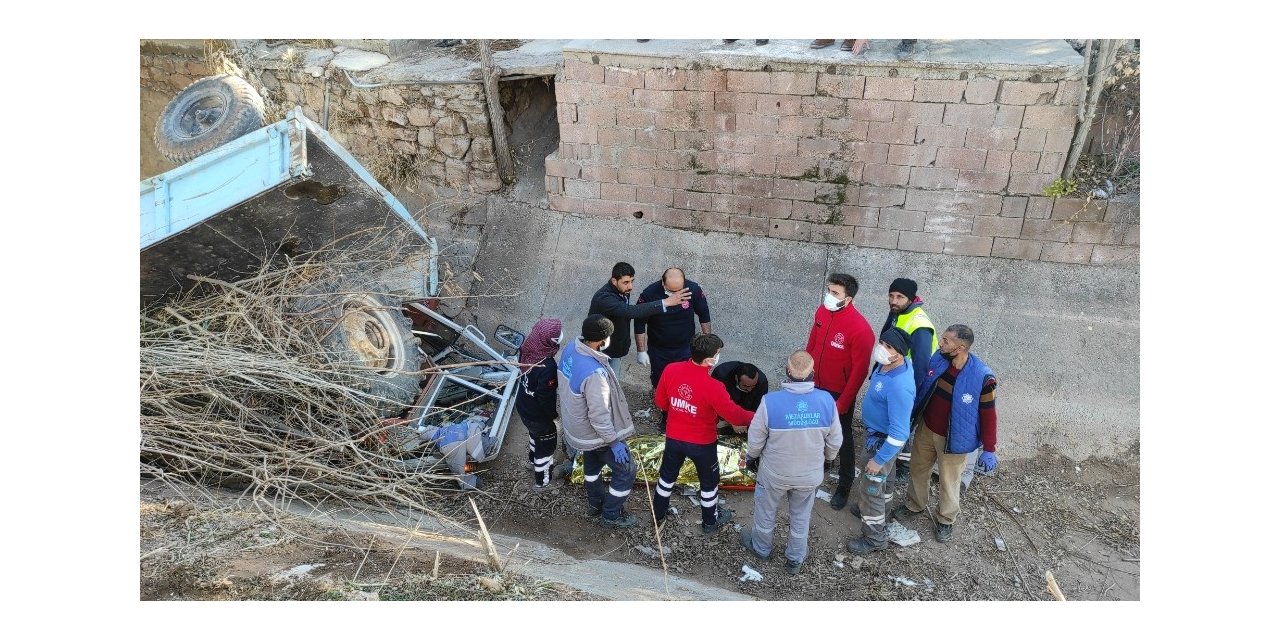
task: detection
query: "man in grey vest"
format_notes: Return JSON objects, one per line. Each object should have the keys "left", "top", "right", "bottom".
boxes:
{"left": 738, "top": 350, "right": 842, "bottom": 575}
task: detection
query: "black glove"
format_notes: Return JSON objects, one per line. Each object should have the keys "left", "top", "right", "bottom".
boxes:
{"left": 745, "top": 456, "right": 759, "bottom": 473}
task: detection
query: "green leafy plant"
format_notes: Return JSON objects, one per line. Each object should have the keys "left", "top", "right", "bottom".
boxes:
{"left": 1043, "top": 178, "right": 1078, "bottom": 199}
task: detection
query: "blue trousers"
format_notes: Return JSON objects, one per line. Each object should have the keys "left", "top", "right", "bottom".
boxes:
{"left": 582, "top": 444, "right": 638, "bottom": 520}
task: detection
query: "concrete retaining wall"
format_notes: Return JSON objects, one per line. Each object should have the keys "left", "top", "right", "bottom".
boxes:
{"left": 435, "top": 196, "right": 1138, "bottom": 462}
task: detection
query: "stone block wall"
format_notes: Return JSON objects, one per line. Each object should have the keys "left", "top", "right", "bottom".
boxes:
{"left": 140, "top": 44, "right": 502, "bottom": 192}
{"left": 545, "top": 51, "right": 1139, "bottom": 265}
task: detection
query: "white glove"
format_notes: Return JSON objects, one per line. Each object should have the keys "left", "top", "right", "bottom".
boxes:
{"left": 636, "top": 351, "right": 651, "bottom": 366}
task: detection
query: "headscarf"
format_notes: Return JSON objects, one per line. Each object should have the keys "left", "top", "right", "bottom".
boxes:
{"left": 518, "top": 317, "right": 563, "bottom": 366}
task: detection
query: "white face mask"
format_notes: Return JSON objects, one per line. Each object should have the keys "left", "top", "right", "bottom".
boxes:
{"left": 601, "top": 336, "right": 611, "bottom": 351}
{"left": 823, "top": 292, "right": 844, "bottom": 312}
{"left": 552, "top": 330, "right": 564, "bottom": 345}
{"left": 707, "top": 352, "right": 720, "bottom": 368}
{"left": 872, "top": 343, "right": 893, "bottom": 366}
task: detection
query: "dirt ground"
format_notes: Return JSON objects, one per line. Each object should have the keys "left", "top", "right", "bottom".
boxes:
{"left": 141, "top": 401, "right": 1138, "bottom": 601}
{"left": 477, "top": 409, "right": 1140, "bottom": 601}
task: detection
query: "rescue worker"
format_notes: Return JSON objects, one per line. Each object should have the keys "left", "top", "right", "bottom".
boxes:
{"left": 846, "top": 328, "right": 915, "bottom": 554}
{"left": 588, "top": 261, "right": 691, "bottom": 376}
{"left": 650, "top": 334, "right": 753, "bottom": 535}
{"left": 557, "top": 315, "right": 641, "bottom": 529}
{"left": 738, "top": 350, "right": 841, "bottom": 575}
{"left": 881, "top": 277, "right": 938, "bottom": 473}
{"left": 634, "top": 267, "right": 712, "bottom": 431}
{"left": 804, "top": 273, "right": 875, "bottom": 511}
{"left": 515, "top": 317, "right": 564, "bottom": 489}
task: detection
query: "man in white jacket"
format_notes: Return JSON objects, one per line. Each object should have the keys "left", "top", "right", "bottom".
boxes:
{"left": 738, "top": 350, "right": 843, "bottom": 575}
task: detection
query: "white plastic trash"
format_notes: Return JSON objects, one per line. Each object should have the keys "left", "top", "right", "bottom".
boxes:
{"left": 739, "top": 565, "right": 764, "bottom": 582}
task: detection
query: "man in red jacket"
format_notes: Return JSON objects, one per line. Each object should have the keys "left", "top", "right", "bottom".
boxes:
{"left": 651, "top": 334, "right": 755, "bottom": 535}
{"left": 805, "top": 272, "right": 876, "bottom": 511}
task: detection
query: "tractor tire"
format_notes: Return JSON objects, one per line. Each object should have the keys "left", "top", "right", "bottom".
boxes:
{"left": 154, "top": 74, "right": 266, "bottom": 165}
{"left": 295, "top": 283, "right": 426, "bottom": 417}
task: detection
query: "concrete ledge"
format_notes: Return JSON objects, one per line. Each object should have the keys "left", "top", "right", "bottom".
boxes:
{"left": 563, "top": 39, "right": 1083, "bottom": 80}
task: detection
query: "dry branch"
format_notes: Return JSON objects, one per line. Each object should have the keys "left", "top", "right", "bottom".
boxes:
{"left": 139, "top": 228, "right": 498, "bottom": 525}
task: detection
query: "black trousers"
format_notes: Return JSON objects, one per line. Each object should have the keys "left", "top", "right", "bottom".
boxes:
{"left": 824, "top": 389, "right": 856, "bottom": 491}
{"left": 525, "top": 418, "right": 557, "bottom": 486}
{"left": 648, "top": 344, "right": 691, "bottom": 389}
{"left": 651, "top": 438, "right": 721, "bottom": 525}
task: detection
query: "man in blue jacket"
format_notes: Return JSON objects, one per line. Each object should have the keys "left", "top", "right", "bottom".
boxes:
{"left": 634, "top": 267, "right": 712, "bottom": 430}
{"left": 846, "top": 327, "right": 915, "bottom": 555}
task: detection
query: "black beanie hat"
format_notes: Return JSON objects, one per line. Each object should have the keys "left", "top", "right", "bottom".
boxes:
{"left": 889, "top": 277, "right": 918, "bottom": 300}
{"left": 880, "top": 327, "right": 911, "bottom": 358}
{"left": 582, "top": 314, "right": 615, "bottom": 342}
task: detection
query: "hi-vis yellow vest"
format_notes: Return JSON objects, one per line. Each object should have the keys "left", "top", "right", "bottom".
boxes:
{"left": 895, "top": 307, "right": 938, "bottom": 356}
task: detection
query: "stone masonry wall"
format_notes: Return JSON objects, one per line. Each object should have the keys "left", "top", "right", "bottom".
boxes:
{"left": 140, "top": 45, "right": 502, "bottom": 192}
{"left": 545, "top": 51, "right": 1139, "bottom": 265}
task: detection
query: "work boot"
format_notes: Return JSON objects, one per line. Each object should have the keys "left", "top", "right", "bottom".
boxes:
{"left": 829, "top": 486, "right": 850, "bottom": 510}
{"left": 892, "top": 504, "right": 920, "bottom": 521}
{"left": 551, "top": 459, "right": 574, "bottom": 481}
{"left": 935, "top": 523, "right": 954, "bottom": 543}
{"left": 601, "top": 513, "right": 640, "bottom": 529}
{"left": 587, "top": 502, "right": 603, "bottom": 518}
{"left": 785, "top": 559, "right": 803, "bottom": 575}
{"left": 636, "top": 39, "right": 650, "bottom": 43}
{"left": 810, "top": 39, "right": 835, "bottom": 49}
{"left": 839, "top": 39, "right": 856, "bottom": 51}
{"left": 846, "top": 536, "right": 888, "bottom": 555}
{"left": 702, "top": 506, "right": 733, "bottom": 535}
{"left": 897, "top": 39, "right": 917, "bottom": 56}
{"left": 723, "top": 39, "right": 738, "bottom": 43}
{"left": 738, "top": 526, "right": 770, "bottom": 560}
{"left": 755, "top": 39, "right": 770, "bottom": 45}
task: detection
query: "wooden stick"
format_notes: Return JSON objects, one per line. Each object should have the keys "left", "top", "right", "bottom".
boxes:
{"left": 477, "top": 40, "right": 515, "bottom": 184}
{"left": 1045, "top": 570, "right": 1067, "bottom": 601}
{"left": 469, "top": 496, "right": 504, "bottom": 571}
{"left": 1064, "top": 39, "right": 1117, "bottom": 179}
{"left": 432, "top": 550, "right": 440, "bottom": 580}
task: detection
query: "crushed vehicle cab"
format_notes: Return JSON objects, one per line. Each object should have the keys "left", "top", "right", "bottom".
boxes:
{"left": 141, "top": 75, "right": 521, "bottom": 489}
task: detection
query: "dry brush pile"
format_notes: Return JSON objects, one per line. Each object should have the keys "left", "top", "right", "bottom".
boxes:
{"left": 140, "top": 230, "right": 468, "bottom": 521}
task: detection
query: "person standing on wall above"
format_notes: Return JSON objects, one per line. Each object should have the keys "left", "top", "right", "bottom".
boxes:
{"left": 738, "top": 350, "right": 841, "bottom": 575}
{"left": 804, "top": 272, "right": 876, "bottom": 512}
{"left": 894, "top": 324, "right": 999, "bottom": 543}
{"left": 650, "top": 334, "right": 753, "bottom": 535}
{"left": 557, "top": 315, "right": 641, "bottom": 529}
{"left": 711, "top": 360, "right": 769, "bottom": 436}
{"left": 588, "top": 261, "right": 691, "bottom": 378}
{"left": 634, "top": 267, "right": 712, "bottom": 432}
{"left": 515, "top": 317, "right": 565, "bottom": 490}
{"left": 846, "top": 327, "right": 915, "bottom": 555}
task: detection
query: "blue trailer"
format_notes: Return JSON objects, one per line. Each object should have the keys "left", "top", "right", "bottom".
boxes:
{"left": 141, "top": 103, "right": 519, "bottom": 486}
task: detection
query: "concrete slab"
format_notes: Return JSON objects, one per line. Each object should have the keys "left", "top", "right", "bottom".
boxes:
{"left": 330, "top": 49, "right": 390, "bottom": 72}
{"left": 565, "top": 38, "right": 1082, "bottom": 77}
{"left": 349, "top": 40, "right": 571, "bottom": 84}
{"left": 227, "top": 38, "right": 1081, "bottom": 85}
